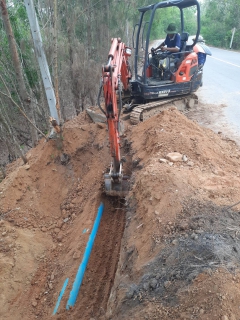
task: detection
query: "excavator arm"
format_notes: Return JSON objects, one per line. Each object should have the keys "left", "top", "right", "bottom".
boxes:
{"left": 100, "top": 38, "right": 132, "bottom": 196}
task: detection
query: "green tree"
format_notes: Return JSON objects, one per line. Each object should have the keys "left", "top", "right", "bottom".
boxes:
{"left": 201, "top": 0, "right": 240, "bottom": 49}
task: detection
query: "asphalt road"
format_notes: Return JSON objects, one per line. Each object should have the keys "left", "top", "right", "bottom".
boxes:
{"left": 197, "top": 47, "right": 240, "bottom": 133}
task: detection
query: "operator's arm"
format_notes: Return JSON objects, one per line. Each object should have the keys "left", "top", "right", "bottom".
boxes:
{"left": 161, "top": 46, "right": 179, "bottom": 53}
{"left": 160, "top": 33, "right": 181, "bottom": 53}
{"left": 153, "top": 40, "right": 165, "bottom": 51}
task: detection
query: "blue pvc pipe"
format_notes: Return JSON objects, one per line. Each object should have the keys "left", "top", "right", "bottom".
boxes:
{"left": 53, "top": 278, "right": 69, "bottom": 315}
{"left": 66, "top": 202, "right": 104, "bottom": 309}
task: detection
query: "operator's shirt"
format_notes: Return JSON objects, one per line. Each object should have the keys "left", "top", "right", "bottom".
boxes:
{"left": 163, "top": 33, "right": 181, "bottom": 50}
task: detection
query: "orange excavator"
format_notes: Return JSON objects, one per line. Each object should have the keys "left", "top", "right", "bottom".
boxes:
{"left": 99, "top": 0, "right": 211, "bottom": 196}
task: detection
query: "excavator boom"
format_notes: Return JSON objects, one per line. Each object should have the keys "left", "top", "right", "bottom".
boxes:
{"left": 101, "top": 38, "right": 132, "bottom": 197}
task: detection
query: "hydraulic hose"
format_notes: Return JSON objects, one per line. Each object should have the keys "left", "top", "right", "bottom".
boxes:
{"left": 118, "top": 75, "right": 123, "bottom": 120}
{"left": 97, "top": 83, "right": 106, "bottom": 115}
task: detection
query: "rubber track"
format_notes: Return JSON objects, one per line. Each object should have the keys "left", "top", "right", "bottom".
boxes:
{"left": 130, "top": 95, "right": 196, "bottom": 125}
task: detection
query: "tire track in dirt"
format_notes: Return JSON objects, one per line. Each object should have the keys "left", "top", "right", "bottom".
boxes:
{"left": 66, "top": 197, "right": 126, "bottom": 319}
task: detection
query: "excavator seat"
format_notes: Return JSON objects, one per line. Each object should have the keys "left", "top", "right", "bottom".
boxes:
{"left": 180, "top": 32, "right": 189, "bottom": 52}
{"left": 148, "top": 32, "right": 190, "bottom": 80}
{"left": 172, "top": 32, "right": 190, "bottom": 68}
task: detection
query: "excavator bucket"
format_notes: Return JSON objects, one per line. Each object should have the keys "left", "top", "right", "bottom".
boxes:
{"left": 104, "top": 174, "right": 129, "bottom": 197}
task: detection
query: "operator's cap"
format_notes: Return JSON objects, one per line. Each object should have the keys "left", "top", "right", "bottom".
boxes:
{"left": 164, "top": 23, "right": 178, "bottom": 34}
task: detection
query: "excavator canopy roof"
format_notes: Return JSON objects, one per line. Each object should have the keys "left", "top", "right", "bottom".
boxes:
{"left": 139, "top": 0, "right": 199, "bottom": 12}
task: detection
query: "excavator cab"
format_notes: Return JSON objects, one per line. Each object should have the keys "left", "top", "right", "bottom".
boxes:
{"left": 130, "top": 0, "right": 203, "bottom": 105}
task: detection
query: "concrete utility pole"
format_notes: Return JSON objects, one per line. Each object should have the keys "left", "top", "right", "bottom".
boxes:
{"left": 24, "top": 0, "right": 59, "bottom": 125}
{"left": 230, "top": 27, "right": 236, "bottom": 49}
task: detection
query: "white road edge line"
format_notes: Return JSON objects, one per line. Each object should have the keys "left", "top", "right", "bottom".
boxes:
{"left": 209, "top": 56, "right": 240, "bottom": 68}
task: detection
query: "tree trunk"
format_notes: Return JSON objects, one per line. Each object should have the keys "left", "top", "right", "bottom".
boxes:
{"left": 0, "top": 108, "right": 28, "bottom": 164}
{"left": 0, "top": 0, "right": 38, "bottom": 146}
{"left": 87, "top": 0, "right": 92, "bottom": 58}
{"left": 53, "top": 0, "right": 61, "bottom": 123}
{"left": 65, "top": 0, "right": 80, "bottom": 114}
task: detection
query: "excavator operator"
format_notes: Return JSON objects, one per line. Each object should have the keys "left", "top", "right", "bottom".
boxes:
{"left": 152, "top": 23, "right": 181, "bottom": 53}
{"left": 151, "top": 23, "right": 181, "bottom": 78}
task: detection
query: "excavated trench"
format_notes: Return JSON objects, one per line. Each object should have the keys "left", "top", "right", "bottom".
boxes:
{"left": 69, "top": 197, "right": 126, "bottom": 319}
{"left": 57, "top": 140, "right": 133, "bottom": 320}
{"left": 46, "top": 208, "right": 124, "bottom": 320}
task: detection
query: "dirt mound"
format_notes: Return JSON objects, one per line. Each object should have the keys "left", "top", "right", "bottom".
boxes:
{"left": 0, "top": 112, "right": 126, "bottom": 320}
{"left": 1, "top": 108, "right": 240, "bottom": 319}
{"left": 107, "top": 109, "right": 240, "bottom": 320}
